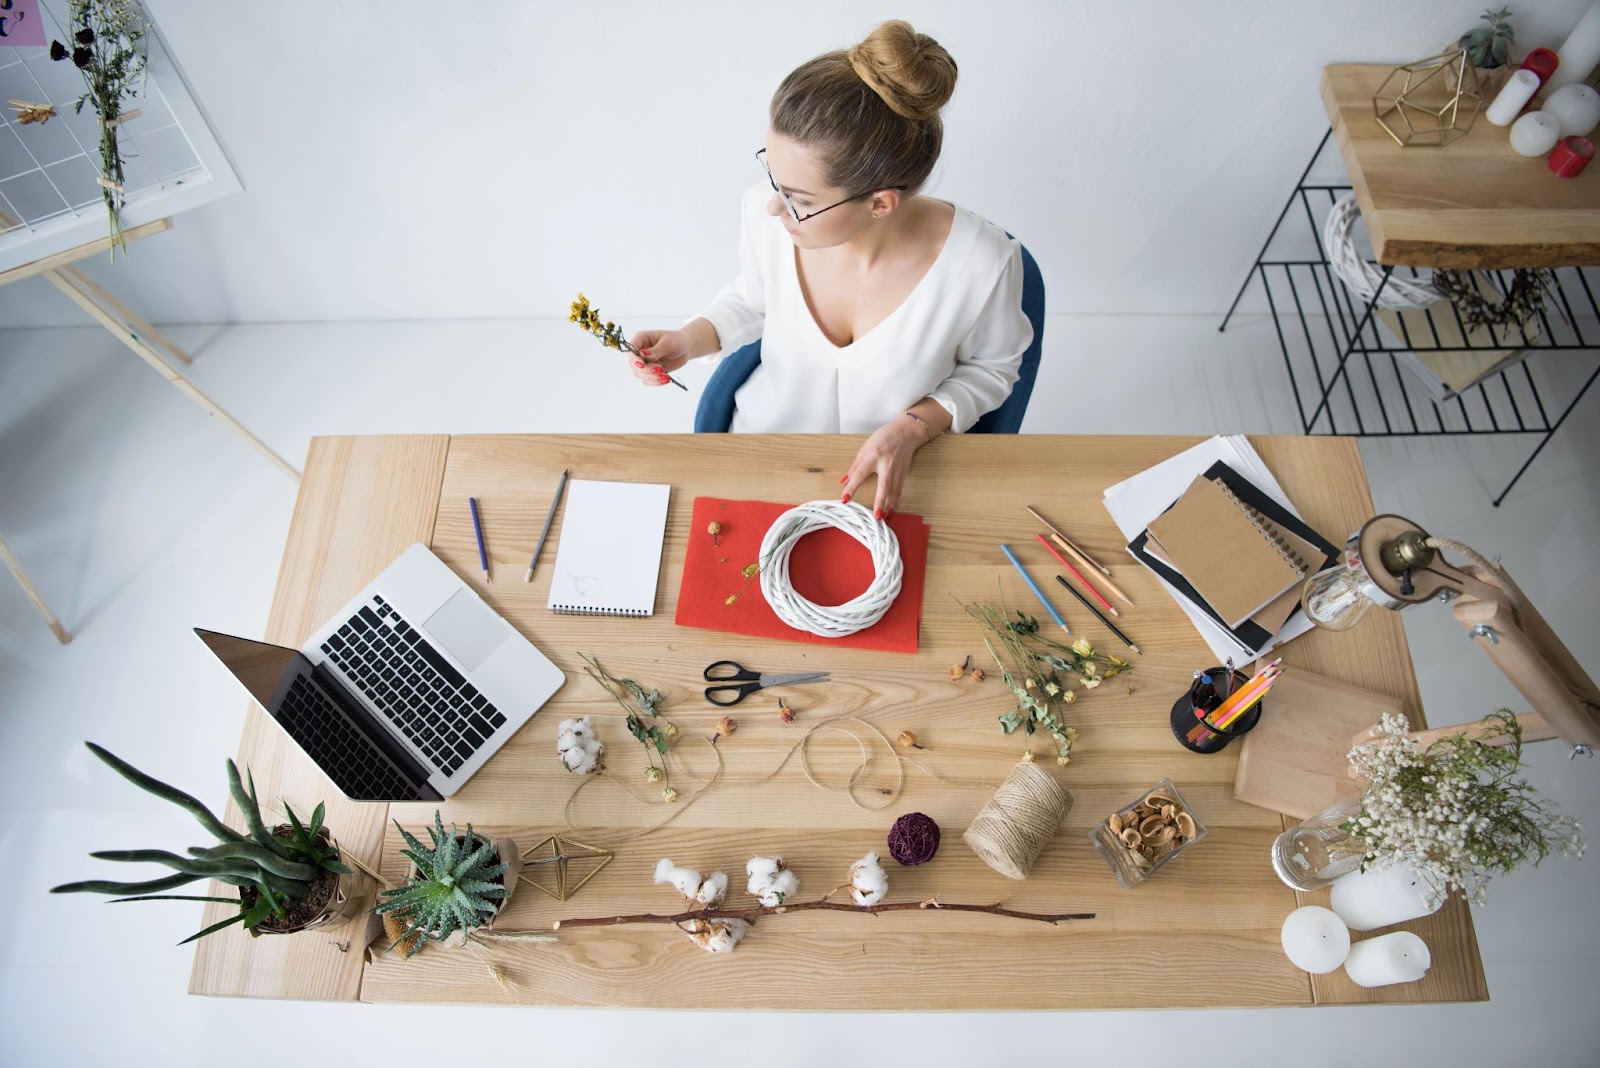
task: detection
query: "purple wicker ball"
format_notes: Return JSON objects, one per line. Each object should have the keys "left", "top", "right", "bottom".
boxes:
{"left": 887, "top": 812, "right": 941, "bottom": 866}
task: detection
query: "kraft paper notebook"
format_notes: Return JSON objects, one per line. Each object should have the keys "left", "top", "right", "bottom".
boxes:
{"left": 1146, "top": 473, "right": 1314, "bottom": 629}
{"left": 547, "top": 479, "right": 671, "bottom": 616}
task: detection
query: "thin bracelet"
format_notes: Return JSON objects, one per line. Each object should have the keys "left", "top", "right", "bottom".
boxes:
{"left": 903, "top": 410, "right": 935, "bottom": 442}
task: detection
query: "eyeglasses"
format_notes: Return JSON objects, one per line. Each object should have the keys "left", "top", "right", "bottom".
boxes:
{"left": 756, "top": 148, "right": 905, "bottom": 224}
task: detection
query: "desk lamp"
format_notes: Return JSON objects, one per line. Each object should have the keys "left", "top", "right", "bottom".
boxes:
{"left": 1301, "top": 513, "right": 1600, "bottom": 758}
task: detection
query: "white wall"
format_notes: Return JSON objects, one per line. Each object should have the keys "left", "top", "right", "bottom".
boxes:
{"left": 0, "top": 0, "right": 1591, "bottom": 328}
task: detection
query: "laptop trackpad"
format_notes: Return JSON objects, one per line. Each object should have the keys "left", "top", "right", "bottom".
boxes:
{"left": 422, "top": 590, "right": 509, "bottom": 672}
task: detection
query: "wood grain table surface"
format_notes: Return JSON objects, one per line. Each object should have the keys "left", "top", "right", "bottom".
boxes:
{"left": 190, "top": 434, "right": 1486, "bottom": 1008}
{"left": 1322, "top": 64, "right": 1600, "bottom": 269}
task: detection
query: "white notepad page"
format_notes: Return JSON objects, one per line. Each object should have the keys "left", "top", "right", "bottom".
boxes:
{"left": 547, "top": 479, "right": 672, "bottom": 616}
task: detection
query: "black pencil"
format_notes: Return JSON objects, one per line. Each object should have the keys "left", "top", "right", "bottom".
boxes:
{"left": 1054, "top": 574, "right": 1141, "bottom": 655}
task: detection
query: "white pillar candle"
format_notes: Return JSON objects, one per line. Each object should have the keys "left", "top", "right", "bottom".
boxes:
{"left": 1343, "top": 931, "right": 1431, "bottom": 988}
{"left": 1510, "top": 111, "right": 1562, "bottom": 157}
{"left": 1280, "top": 906, "right": 1351, "bottom": 973}
{"left": 1547, "top": 1, "right": 1600, "bottom": 94}
{"left": 1330, "top": 863, "right": 1442, "bottom": 931}
{"left": 1545, "top": 84, "right": 1600, "bottom": 137}
{"left": 1487, "top": 69, "right": 1542, "bottom": 126}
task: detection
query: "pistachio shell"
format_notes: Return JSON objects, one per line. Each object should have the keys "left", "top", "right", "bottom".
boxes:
{"left": 1145, "top": 792, "right": 1178, "bottom": 809}
{"left": 1139, "top": 815, "right": 1166, "bottom": 837}
{"left": 1175, "top": 811, "right": 1197, "bottom": 839}
{"left": 1108, "top": 812, "right": 1124, "bottom": 834}
{"left": 1120, "top": 827, "right": 1143, "bottom": 849}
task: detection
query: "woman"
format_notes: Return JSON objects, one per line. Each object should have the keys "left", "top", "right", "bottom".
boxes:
{"left": 629, "top": 20, "right": 1032, "bottom": 518}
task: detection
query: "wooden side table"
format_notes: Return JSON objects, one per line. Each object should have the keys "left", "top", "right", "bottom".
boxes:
{"left": 1220, "top": 64, "right": 1600, "bottom": 507}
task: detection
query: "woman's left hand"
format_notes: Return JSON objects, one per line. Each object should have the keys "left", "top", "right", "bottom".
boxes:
{"left": 840, "top": 417, "right": 927, "bottom": 519}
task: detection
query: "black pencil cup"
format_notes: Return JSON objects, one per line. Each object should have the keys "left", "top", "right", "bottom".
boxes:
{"left": 1169, "top": 667, "right": 1263, "bottom": 754}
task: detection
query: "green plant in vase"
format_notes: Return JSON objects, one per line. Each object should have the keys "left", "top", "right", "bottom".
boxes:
{"left": 1461, "top": 7, "right": 1515, "bottom": 69}
{"left": 374, "top": 813, "right": 513, "bottom": 956}
{"left": 51, "top": 743, "right": 355, "bottom": 943}
{"left": 49, "top": 0, "right": 150, "bottom": 254}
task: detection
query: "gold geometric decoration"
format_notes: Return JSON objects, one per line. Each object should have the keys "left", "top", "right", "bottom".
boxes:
{"left": 1373, "top": 49, "right": 1483, "bottom": 147}
{"left": 518, "top": 836, "right": 614, "bottom": 902}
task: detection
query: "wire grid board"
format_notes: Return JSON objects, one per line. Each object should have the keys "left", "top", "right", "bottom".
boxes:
{"left": 0, "top": 0, "right": 238, "bottom": 270}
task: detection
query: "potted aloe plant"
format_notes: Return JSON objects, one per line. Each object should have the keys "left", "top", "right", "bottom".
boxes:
{"left": 51, "top": 743, "right": 369, "bottom": 943}
{"left": 373, "top": 813, "right": 522, "bottom": 956}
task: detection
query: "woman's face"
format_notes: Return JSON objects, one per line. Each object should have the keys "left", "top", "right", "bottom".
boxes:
{"left": 761, "top": 131, "right": 878, "bottom": 249}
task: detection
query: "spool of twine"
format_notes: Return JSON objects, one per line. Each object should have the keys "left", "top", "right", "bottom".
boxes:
{"left": 962, "top": 762, "right": 1073, "bottom": 880}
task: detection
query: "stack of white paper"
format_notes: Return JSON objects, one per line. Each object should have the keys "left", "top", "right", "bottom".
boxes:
{"left": 1102, "top": 435, "right": 1324, "bottom": 665}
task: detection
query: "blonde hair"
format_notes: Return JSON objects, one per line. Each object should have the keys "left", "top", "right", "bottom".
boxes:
{"left": 770, "top": 20, "right": 957, "bottom": 198}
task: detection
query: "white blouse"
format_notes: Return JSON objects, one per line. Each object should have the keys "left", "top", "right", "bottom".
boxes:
{"left": 698, "top": 183, "right": 1033, "bottom": 434}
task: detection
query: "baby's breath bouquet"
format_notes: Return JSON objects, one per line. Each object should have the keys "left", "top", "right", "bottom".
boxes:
{"left": 961, "top": 598, "right": 1131, "bottom": 765}
{"left": 1345, "top": 711, "right": 1585, "bottom": 907}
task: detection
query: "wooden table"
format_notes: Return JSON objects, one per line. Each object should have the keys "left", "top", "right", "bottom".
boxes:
{"left": 1321, "top": 64, "right": 1600, "bottom": 269}
{"left": 190, "top": 434, "right": 1487, "bottom": 1008}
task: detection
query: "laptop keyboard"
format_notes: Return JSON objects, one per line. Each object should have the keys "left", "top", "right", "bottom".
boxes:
{"left": 319, "top": 594, "right": 507, "bottom": 777}
{"left": 277, "top": 675, "right": 417, "bottom": 800}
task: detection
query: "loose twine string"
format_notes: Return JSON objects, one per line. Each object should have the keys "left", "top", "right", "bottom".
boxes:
{"left": 562, "top": 716, "right": 999, "bottom": 844}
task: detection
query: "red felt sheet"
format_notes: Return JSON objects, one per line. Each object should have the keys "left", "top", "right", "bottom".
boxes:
{"left": 674, "top": 497, "right": 929, "bottom": 653}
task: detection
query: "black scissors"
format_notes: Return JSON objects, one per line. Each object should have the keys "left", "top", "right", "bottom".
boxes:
{"left": 702, "top": 660, "right": 830, "bottom": 706}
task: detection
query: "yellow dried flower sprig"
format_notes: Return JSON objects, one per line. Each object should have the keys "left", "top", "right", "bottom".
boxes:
{"left": 569, "top": 293, "right": 687, "bottom": 391}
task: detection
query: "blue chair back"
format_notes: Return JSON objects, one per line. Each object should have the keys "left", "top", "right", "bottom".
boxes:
{"left": 694, "top": 240, "right": 1044, "bottom": 434}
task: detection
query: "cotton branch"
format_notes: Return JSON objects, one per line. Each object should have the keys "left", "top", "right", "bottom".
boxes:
{"left": 554, "top": 898, "right": 1094, "bottom": 930}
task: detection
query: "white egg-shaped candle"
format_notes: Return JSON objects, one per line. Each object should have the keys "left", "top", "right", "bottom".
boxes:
{"left": 1510, "top": 111, "right": 1562, "bottom": 157}
{"left": 1280, "top": 906, "right": 1351, "bottom": 973}
{"left": 1545, "top": 84, "right": 1600, "bottom": 137}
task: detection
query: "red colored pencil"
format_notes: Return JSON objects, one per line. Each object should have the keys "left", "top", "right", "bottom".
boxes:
{"left": 1036, "top": 534, "right": 1119, "bottom": 617}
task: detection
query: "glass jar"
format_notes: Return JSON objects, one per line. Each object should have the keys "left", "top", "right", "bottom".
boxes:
{"left": 1271, "top": 793, "right": 1368, "bottom": 891}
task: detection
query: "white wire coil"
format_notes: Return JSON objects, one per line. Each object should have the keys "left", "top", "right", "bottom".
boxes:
{"left": 759, "top": 500, "right": 903, "bottom": 638}
{"left": 1324, "top": 194, "right": 1442, "bottom": 310}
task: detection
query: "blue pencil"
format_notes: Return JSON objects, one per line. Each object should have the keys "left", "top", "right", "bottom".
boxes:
{"left": 469, "top": 496, "right": 490, "bottom": 581}
{"left": 1000, "top": 544, "right": 1070, "bottom": 634}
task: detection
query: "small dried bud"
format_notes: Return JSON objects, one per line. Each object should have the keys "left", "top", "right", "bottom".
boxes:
{"left": 948, "top": 663, "right": 965, "bottom": 681}
{"left": 662, "top": 786, "right": 679, "bottom": 803}
{"left": 712, "top": 716, "right": 737, "bottom": 744}
{"left": 778, "top": 701, "right": 796, "bottom": 724}
{"left": 1021, "top": 748, "right": 1036, "bottom": 763}
{"left": 644, "top": 766, "right": 664, "bottom": 783}
{"left": 660, "top": 721, "right": 679, "bottom": 739}
{"left": 969, "top": 668, "right": 985, "bottom": 682}
{"left": 725, "top": 595, "right": 739, "bottom": 605}
{"left": 707, "top": 521, "right": 721, "bottom": 545}
{"left": 1056, "top": 754, "right": 1071, "bottom": 767}
{"left": 896, "top": 730, "right": 927, "bottom": 751}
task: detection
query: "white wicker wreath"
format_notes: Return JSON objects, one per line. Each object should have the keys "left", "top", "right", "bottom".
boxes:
{"left": 758, "top": 500, "right": 903, "bottom": 638}
{"left": 1324, "top": 193, "right": 1442, "bottom": 310}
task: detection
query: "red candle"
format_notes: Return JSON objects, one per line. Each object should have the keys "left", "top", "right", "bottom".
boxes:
{"left": 1549, "top": 136, "right": 1595, "bottom": 177}
{"left": 1520, "top": 48, "right": 1560, "bottom": 88}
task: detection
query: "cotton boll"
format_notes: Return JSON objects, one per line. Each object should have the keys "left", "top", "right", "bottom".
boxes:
{"left": 556, "top": 716, "right": 603, "bottom": 774}
{"left": 696, "top": 870, "right": 729, "bottom": 907}
{"left": 850, "top": 852, "right": 889, "bottom": 906}
{"left": 654, "top": 858, "right": 702, "bottom": 899}
{"left": 746, "top": 855, "right": 781, "bottom": 884}
{"left": 685, "top": 917, "right": 748, "bottom": 953}
{"left": 766, "top": 868, "right": 799, "bottom": 906}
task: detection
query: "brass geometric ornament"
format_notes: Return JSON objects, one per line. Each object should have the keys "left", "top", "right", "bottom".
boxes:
{"left": 1373, "top": 49, "right": 1483, "bottom": 147}
{"left": 518, "top": 836, "right": 615, "bottom": 901}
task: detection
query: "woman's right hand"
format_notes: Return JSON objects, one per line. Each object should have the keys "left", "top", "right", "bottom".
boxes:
{"left": 628, "top": 329, "right": 694, "bottom": 387}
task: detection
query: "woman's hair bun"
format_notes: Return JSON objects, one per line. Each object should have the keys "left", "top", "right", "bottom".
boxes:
{"left": 847, "top": 20, "right": 957, "bottom": 121}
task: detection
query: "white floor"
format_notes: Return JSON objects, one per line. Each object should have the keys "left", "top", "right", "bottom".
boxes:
{"left": 1, "top": 314, "right": 1596, "bottom": 1067}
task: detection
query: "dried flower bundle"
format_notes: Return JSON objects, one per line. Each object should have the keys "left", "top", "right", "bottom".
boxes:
{"left": 580, "top": 653, "right": 678, "bottom": 802}
{"left": 568, "top": 293, "right": 687, "bottom": 390}
{"left": 1345, "top": 711, "right": 1586, "bottom": 907}
{"left": 960, "top": 598, "right": 1131, "bottom": 764}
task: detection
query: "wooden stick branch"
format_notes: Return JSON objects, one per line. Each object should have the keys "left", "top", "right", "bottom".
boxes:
{"left": 555, "top": 898, "right": 1095, "bottom": 930}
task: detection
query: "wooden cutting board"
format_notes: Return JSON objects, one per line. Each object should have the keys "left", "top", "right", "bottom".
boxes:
{"left": 1233, "top": 667, "right": 1407, "bottom": 819}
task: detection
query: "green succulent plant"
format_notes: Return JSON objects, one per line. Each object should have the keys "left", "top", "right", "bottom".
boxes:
{"left": 374, "top": 813, "right": 509, "bottom": 955}
{"left": 1463, "top": 7, "right": 1514, "bottom": 68}
{"left": 51, "top": 742, "right": 350, "bottom": 944}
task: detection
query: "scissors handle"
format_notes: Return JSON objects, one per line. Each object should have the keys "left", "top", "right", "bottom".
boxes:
{"left": 703, "top": 659, "right": 759, "bottom": 682}
{"left": 704, "top": 681, "right": 759, "bottom": 706}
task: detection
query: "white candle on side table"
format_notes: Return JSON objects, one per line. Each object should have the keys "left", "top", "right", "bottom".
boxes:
{"left": 1547, "top": 1, "right": 1600, "bottom": 94}
{"left": 1545, "top": 84, "right": 1600, "bottom": 137}
{"left": 1344, "top": 931, "right": 1432, "bottom": 987}
{"left": 1330, "top": 863, "right": 1441, "bottom": 931}
{"left": 1280, "top": 906, "right": 1351, "bottom": 973}
{"left": 1510, "top": 111, "right": 1562, "bottom": 157}
{"left": 1488, "top": 69, "right": 1541, "bottom": 126}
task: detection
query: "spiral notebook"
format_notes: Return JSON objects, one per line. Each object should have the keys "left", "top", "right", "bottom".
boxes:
{"left": 547, "top": 479, "right": 672, "bottom": 616}
{"left": 1146, "top": 473, "right": 1315, "bottom": 629}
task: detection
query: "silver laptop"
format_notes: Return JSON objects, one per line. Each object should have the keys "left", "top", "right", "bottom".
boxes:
{"left": 197, "top": 543, "right": 564, "bottom": 801}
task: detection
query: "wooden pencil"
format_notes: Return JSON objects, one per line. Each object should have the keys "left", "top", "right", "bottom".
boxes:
{"left": 1026, "top": 505, "right": 1114, "bottom": 577}
{"left": 1052, "top": 573, "right": 1140, "bottom": 655}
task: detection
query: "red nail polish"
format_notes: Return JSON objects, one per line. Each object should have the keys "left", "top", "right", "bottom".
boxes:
{"left": 841, "top": 493, "right": 851, "bottom": 504}
{"left": 641, "top": 348, "right": 652, "bottom": 356}
{"left": 874, "top": 508, "right": 883, "bottom": 520}
{"left": 839, "top": 476, "right": 847, "bottom": 485}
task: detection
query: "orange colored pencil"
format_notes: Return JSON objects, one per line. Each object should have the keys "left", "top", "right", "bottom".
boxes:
{"left": 1210, "top": 669, "right": 1281, "bottom": 729}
